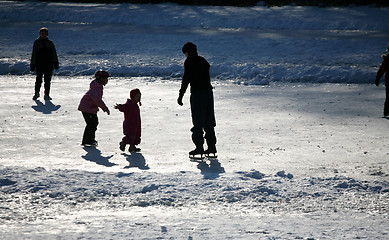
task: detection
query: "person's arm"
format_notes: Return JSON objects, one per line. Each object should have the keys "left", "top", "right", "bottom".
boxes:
{"left": 90, "top": 87, "right": 110, "bottom": 115}
{"left": 30, "top": 41, "right": 37, "bottom": 71}
{"left": 51, "top": 41, "right": 59, "bottom": 70}
{"left": 178, "top": 60, "right": 191, "bottom": 105}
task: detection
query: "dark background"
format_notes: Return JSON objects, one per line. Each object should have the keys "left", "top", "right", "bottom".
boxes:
{"left": 21, "top": 0, "right": 389, "bottom": 7}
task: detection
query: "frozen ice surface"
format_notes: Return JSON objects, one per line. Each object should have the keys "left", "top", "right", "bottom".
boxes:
{"left": 1, "top": 76, "right": 388, "bottom": 239}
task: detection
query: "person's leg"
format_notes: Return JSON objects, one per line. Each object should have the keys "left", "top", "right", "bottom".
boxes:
{"left": 34, "top": 72, "right": 44, "bottom": 99}
{"left": 190, "top": 91, "right": 207, "bottom": 151}
{"left": 43, "top": 71, "right": 53, "bottom": 98}
{"left": 190, "top": 126, "right": 204, "bottom": 151}
{"left": 204, "top": 90, "right": 217, "bottom": 152}
{"left": 384, "top": 85, "right": 389, "bottom": 116}
{"left": 204, "top": 127, "right": 217, "bottom": 152}
{"left": 82, "top": 112, "right": 98, "bottom": 145}
{"left": 119, "top": 136, "right": 128, "bottom": 151}
{"left": 120, "top": 135, "right": 141, "bottom": 152}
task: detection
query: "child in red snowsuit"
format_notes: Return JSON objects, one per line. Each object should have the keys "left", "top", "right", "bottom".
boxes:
{"left": 115, "top": 88, "right": 142, "bottom": 152}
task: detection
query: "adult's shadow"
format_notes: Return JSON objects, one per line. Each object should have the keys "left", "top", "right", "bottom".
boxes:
{"left": 194, "top": 159, "right": 225, "bottom": 179}
{"left": 31, "top": 99, "right": 61, "bottom": 114}
{"left": 81, "top": 147, "right": 116, "bottom": 167}
{"left": 123, "top": 152, "right": 149, "bottom": 170}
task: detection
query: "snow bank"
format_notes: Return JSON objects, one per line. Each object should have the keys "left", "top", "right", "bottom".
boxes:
{"left": 1, "top": 166, "right": 388, "bottom": 218}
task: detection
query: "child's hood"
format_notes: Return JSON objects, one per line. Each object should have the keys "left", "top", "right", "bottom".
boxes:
{"left": 126, "top": 98, "right": 135, "bottom": 105}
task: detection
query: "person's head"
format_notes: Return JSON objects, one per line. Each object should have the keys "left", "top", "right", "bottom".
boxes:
{"left": 130, "top": 88, "right": 142, "bottom": 106}
{"left": 95, "top": 70, "right": 110, "bottom": 86}
{"left": 39, "top": 27, "right": 49, "bottom": 39}
{"left": 182, "top": 42, "right": 197, "bottom": 57}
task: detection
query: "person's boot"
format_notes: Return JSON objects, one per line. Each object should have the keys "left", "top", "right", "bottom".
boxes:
{"left": 129, "top": 145, "right": 141, "bottom": 152}
{"left": 204, "top": 146, "right": 217, "bottom": 158}
{"left": 119, "top": 141, "right": 126, "bottom": 151}
{"left": 189, "top": 147, "right": 205, "bottom": 159}
{"left": 32, "top": 93, "right": 40, "bottom": 100}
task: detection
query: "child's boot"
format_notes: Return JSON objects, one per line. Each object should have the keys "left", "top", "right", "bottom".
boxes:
{"left": 129, "top": 145, "right": 141, "bottom": 152}
{"left": 119, "top": 141, "right": 126, "bottom": 151}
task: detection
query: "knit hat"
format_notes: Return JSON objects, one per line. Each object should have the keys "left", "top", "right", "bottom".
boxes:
{"left": 130, "top": 88, "right": 141, "bottom": 106}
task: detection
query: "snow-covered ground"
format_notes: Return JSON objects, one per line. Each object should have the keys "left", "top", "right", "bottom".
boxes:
{"left": 1, "top": 1, "right": 389, "bottom": 239}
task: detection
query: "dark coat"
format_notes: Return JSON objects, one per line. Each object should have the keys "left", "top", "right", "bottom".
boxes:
{"left": 377, "top": 54, "right": 389, "bottom": 86}
{"left": 30, "top": 37, "right": 59, "bottom": 72}
{"left": 179, "top": 53, "right": 213, "bottom": 96}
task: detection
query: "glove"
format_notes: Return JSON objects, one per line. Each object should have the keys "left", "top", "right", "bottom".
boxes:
{"left": 177, "top": 95, "right": 183, "bottom": 106}
{"left": 30, "top": 64, "right": 35, "bottom": 72}
{"left": 54, "top": 62, "right": 59, "bottom": 70}
{"left": 106, "top": 109, "right": 110, "bottom": 115}
{"left": 375, "top": 78, "right": 380, "bottom": 86}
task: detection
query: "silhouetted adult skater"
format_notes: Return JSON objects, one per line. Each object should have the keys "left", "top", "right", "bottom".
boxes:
{"left": 177, "top": 42, "right": 217, "bottom": 158}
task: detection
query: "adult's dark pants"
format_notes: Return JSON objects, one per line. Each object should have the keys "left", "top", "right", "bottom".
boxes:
{"left": 385, "top": 85, "right": 389, "bottom": 116}
{"left": 190, "top": 89, "right": 216, "bottom": 149}
{"left": 82, "top": 112, "right": 99, "bottom": 145}
{"left": 35, "top": 71, "right": 52, "bottom": 96}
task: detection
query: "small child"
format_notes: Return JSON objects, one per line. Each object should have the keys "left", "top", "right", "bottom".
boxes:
{"left": 78, "top": 70, "right": 110, "bottom": 146}
{"left": 115, "top": 88, "right": 142, "bottom": 152}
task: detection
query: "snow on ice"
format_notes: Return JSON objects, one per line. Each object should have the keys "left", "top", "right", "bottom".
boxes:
{"left": 0, "top": 1, "right": 389, "bottom": 239}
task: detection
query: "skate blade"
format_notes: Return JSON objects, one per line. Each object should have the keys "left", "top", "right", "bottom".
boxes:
{"left": 189, "top": 154, "right": 205, "bottom": 161}
{"left": 81, "top": 143, "right": 98, "bottom": 147}
{"left": 205, "top": 153, "right": 218, "bottom": 158}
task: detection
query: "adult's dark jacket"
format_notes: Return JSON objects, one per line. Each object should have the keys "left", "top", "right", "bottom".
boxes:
{"left": 30, "top": 37, "right": 59, "bottom": 72}
{"left": 179, "top": 53, "right": 213, "bottom": 96}
{"left": 377, "top": 54, "right": 389, "bottom": 86}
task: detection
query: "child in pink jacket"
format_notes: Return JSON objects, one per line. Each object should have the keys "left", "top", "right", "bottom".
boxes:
{"left": 115, "top": 88, "right": 142, "bottom": 152}
{"left": 78, "top": 70, "right": 110, "bottom": 146}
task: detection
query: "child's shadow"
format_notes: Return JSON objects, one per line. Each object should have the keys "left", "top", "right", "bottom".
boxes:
{"left": 82, "top": 147, "right": 116, "bottom": 167}
{"left": 31, "top": 99, "right": 61, "bottom": 114}
{"left": 123, "top": 152, "right": 149, "bottom": 170}
{"left": 195, "top": 159, "right": 225, "bottom": 179}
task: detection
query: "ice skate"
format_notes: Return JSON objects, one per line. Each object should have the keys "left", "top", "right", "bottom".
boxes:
{"left": 82, "top": 141, "right": 98, "bottom": 147}
{"left": 204, "top": 146, "right": 217, "bottom": 158}
{"left": 189, "top": 148, "right": 205, "bottom": 160}
{"left": 44, "top": 95, "right": 52, "bottom": 100}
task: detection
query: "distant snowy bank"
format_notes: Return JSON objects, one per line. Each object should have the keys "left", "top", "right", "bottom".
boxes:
{"left": 3, "top": 2, "right": 389, "bottom": 30}
{"left": 1, "top": 1, "right": 389, "bottom": 84}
